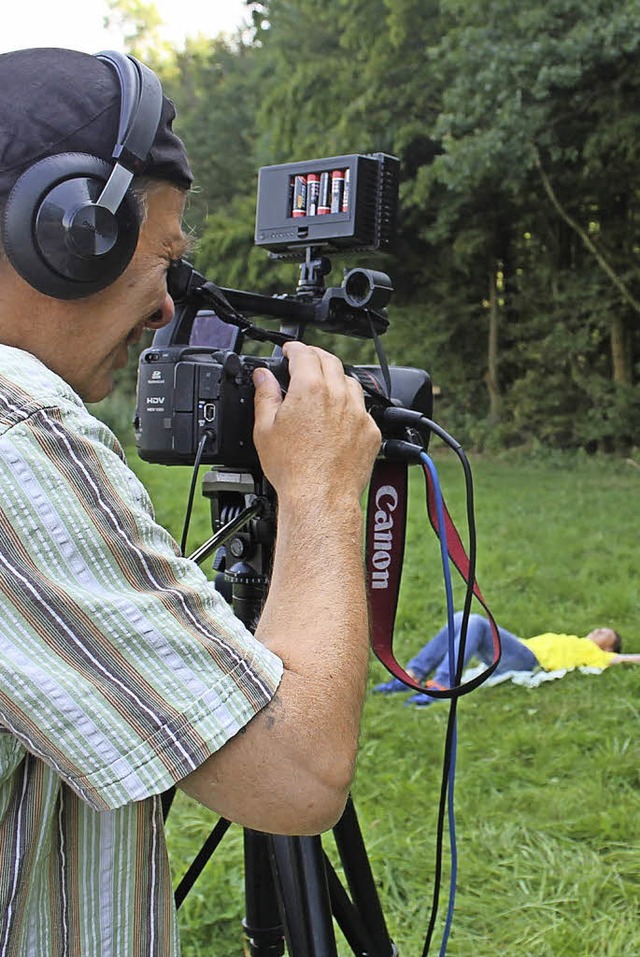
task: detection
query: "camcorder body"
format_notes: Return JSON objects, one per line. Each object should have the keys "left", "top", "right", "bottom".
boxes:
{"left": 134, "top": 151, "right": 433, "bottom": 472}
{"left": 135, "top": 344, "right": 433, "bottom": 470}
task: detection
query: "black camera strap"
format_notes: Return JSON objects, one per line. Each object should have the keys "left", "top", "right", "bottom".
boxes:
{"left": 365, "top": 459, "right": 501, "bottom": 698}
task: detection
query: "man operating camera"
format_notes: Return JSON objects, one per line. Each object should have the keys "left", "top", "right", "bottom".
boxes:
{"left": 0, "top": 47, "right": 380, "bottom": 955}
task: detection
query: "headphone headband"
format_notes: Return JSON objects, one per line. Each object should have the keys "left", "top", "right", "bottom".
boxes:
{"left": 95, "top": 51, "right": 163, "bottom": 214}
{"left": 96, "top": 51, "right": 163, "bottom": 171}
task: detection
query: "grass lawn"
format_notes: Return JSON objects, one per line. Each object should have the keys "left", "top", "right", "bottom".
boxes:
{"left": 129, "top": 449, "right": 640, "bottom": 956}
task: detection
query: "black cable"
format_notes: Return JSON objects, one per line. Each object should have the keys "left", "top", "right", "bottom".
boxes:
{"left": 419, "top": 417, "right": 477, "bottom": 956}
{"left": 422, "top": 695, "right": 459, "bottom": 956}
{"left": 424, "top": 441, "right": 475, "bottom": 956}
{"left": 180, "top": 431, "right": 213, "bottom": 556}
{"left": 416, "top": 415, "right": 478, "bottom": 684}
{"left": 366, "top": 310, "right": 393, "bottom": 398}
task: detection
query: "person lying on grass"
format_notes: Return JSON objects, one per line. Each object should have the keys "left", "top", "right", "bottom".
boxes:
{"left": 373, "top": 612, "right": 640, "bottom": 707}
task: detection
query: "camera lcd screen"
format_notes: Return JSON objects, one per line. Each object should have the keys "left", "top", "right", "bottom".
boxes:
{"left": 190, "top": 310, "right": 240, "bottom": 350}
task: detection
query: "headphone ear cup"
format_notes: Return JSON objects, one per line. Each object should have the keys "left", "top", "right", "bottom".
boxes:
{"left": 2, "top": 153, "right": 141, "bottom": 300}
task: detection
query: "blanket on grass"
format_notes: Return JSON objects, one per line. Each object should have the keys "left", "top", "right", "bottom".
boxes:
{"left": 463, "top": 663, "right": 605, "bottom": 688}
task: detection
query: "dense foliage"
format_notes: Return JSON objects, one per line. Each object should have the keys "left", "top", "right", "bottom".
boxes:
{"left": 101, "top": 0, "right": 640, "bottom": 453}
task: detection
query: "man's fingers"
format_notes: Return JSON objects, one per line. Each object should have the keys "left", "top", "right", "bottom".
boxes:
{"left": 283, "top": 341, "right": 350, "bottom": 396}
{"left": 345, "top": 373, "right": 368, "bottom": 409}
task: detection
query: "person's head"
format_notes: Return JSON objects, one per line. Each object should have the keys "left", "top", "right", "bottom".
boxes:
{"left": 0, "top": 47, "right": 193, "bottom": 401}
{"left": 586, "top": 627, "right": 622, "bottom": 653}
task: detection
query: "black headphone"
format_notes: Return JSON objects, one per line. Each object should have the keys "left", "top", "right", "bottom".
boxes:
{"left": 2, "top": 50, "right": 163, "bottom": 300}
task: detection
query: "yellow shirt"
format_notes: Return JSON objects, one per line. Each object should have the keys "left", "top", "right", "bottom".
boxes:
{"left": 520, "top": 633, "right": 616, "bottom": 671}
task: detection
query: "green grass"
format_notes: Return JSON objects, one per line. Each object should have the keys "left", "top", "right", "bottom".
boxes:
{"left": 128, "top": 449, "right": 640, "bottom": 956}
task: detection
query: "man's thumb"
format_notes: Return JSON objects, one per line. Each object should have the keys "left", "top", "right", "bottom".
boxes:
{"left": 253, "top": 367, "right": 283, "bottom": 425}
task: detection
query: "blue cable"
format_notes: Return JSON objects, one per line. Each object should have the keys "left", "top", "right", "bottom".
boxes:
{"left": 420, "top": 451, "right": 458, "bottom": 956}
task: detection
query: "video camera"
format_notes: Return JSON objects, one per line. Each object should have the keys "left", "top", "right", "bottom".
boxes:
{"left": 134, "top": 152, "right": 433, "bottom": 472}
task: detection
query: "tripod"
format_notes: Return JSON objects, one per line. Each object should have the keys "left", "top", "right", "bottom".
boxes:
{"left": 170, "top": 468, "right": 398, "bottom": 956}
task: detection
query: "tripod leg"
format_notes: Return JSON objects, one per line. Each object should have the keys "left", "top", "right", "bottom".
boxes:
{"left": 269, "top": 834, "right": 339, "bottom": 956}
{"left": 243, "top": 831, "right": 338, "bottom": 957}
{"left": 243, "top": 830, "right": 286, "bottom": 956}
{"left": 331, "top": 796, "right": 398, "bottom": 956}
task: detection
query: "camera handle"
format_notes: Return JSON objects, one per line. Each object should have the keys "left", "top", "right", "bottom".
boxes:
{"left": 170, "top": 468, "right": 397, "bottom": 956}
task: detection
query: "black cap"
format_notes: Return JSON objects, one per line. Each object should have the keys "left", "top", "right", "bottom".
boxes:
{"left": 0, "top": 47, "right": 192, "bottom": 200}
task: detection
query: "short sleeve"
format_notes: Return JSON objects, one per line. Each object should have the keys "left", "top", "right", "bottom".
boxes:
{"left": 0, "top": 404, "right": 283, "bottom": 812}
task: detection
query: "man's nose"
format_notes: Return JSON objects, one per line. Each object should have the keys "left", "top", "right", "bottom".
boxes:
{"left": 145, "top": 293, "right": 175, "bottom": 330}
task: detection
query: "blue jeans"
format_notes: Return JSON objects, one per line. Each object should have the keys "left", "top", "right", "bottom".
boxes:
{"left": 407, "top": 612, "right": 538, "bottom": 686}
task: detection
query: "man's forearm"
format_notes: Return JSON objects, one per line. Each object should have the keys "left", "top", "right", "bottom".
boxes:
{"left": 180, "top": 494, "right": 372, "bottom": 835}
{"left": 255, "top": 493, "right": 371, "bottom": 748}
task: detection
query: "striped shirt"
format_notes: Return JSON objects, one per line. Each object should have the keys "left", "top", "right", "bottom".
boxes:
{"left": 0, "top": 345, "right": 283, "bottom": 956}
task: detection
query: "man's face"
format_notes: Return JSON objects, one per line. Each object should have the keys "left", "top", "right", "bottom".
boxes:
{"left": 62, "top": 183, "right": 188, "bottom": 403}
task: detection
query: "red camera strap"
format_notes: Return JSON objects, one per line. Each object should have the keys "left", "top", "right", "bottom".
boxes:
{"left": 365, "top": 460, "right": 501, "bottom": 698}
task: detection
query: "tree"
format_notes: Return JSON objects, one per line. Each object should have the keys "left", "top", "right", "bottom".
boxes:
{"left": 99, "top": 0, "right": 640, "bottom": 451}
{"left": 104, "top": 0, "right": 168, "bottom": 61}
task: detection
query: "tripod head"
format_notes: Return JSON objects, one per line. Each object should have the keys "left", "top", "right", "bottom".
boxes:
{"left": 200, "top": 470, "right": 275, "bottom": 631}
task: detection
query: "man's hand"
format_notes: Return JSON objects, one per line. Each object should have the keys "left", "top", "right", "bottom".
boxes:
{"left": 252, "top": 340, "right": 381, "bottom": 505}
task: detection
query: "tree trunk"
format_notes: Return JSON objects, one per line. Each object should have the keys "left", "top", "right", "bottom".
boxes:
{"left": 610, "top": 313, "right": 632, "bottom": 386}
{"left": 486, "top": 268, "right": 502, "bottom": 423}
